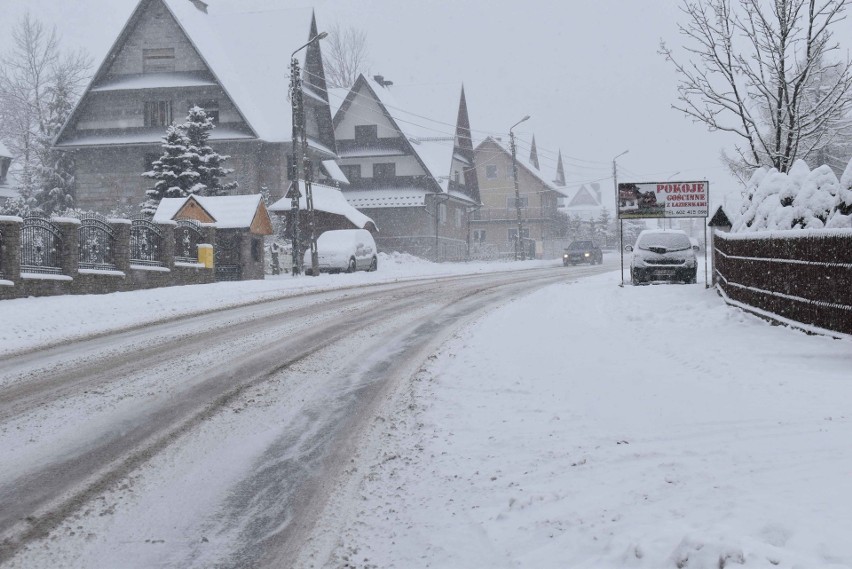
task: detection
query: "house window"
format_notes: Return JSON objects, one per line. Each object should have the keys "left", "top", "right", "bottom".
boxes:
{"left": 438, "top": 202, "right": 447, "bottom": 224}
{"left": 454, "top": 171, "right": 461, "bottom": 185}
{"left": 189, "top": 99, "right": 219, "bottom": 125}
{"left": 373, "top": 162, "right": 395, "bottom": 179}
{"left": 251, "top": 238, "right": 262, "bottom": 262}
{"left": 143, "top": 48, "right": 175, "bottom": 73}
{"left": 508, "top": 228, "right": 530, "bottom": 241}
{"left": 144, "top": 101, "right": 172, "bottom": 127}
{"left": 485, "top": 164, "right": 498, "bottom": 179}
{"left": 473, "top": 229, "right": 486, "bottom": 243}
{"left": 506, "top": 196, "right": 528, "bottom": 208}
{"left": 354, "top": 124, "right": 378, "bottom": 143}
{"left": 340, "top": 164, "right": 361, "bottom": 181}
{"left": 455, "top": 208, "right": 463, "bottom": 228}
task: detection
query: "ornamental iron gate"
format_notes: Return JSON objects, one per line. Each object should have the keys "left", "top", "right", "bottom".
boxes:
{"left": 215, "top": 232, "right": 241, "bottom": 281}
{"left": 174, "top": 219, "right": 203, "bottom": 263}
{"left": 130, "top": 216, "right": 165, "bottom": 267}
{"left": 21, "top": 216, "right": 63, "bottom": 275}
{"left": 78, "top": 213, "right": 117, "bottom": 271}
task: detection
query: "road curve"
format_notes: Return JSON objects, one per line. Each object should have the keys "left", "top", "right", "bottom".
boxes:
{"left": 0, "top": 262, "right": 614, "bottom": 567}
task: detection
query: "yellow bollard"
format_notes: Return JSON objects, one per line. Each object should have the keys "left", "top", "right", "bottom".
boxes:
{"left": 197, "top": 243, "right": 214, "bottom": 268}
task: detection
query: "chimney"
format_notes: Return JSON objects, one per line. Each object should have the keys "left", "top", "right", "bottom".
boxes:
{"left": 373, "top": 75, "right": 393, "bottom": 87}
{"left": 189, "top": 0, "right": 208, "bottom": 13}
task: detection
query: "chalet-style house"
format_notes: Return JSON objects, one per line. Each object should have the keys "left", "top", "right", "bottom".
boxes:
{"left": 472, "top": 136, "right": 569, "bottom": 259}
{"left": 54, "top": 0, "right": 345, "bottom": 214}
{"left": 153, "top": 193, "right": 273, "bottom": 280}
{"left": 330, "top": 74, "right": 480, "bottom": 261}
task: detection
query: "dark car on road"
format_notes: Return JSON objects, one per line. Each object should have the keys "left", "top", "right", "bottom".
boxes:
{"left": 563, "top": 240, "right": 603, "bottom": 266}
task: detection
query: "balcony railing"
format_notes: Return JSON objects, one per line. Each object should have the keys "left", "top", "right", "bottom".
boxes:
{"left": 471, "top": 206, "right": 561, "bottom": 223}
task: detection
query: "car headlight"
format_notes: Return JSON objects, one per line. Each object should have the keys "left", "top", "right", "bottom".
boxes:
{"left": 584, "top": 252, "right": 590, "bottom": 257}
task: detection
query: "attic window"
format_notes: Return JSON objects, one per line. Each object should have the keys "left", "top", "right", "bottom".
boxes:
{"left": 143, "top": 48, "right": 175, "bottom": 73}
{"left": 144, "top": 101, "right": 172, "bottom": 127}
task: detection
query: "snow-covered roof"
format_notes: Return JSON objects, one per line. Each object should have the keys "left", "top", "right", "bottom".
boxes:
{"left": 0, "top": 187, "right": 20, "bottom": 199}
{"left": 336, "top": 76, "right": 464, "bottom": 193}
{"left": 90, "top": 72, "right": 218, "bottom": 92}
{"left": 341, "top": 188, "right": 428, "bottom": 209}
{"left": 477, "top": 136, "right": 565, "bottom": 196}
{"left": 153, "top": 193, "right": 265, "bottom": 228}
{"left": 268, "top": 182, "right": 376, "bottom": 230}
{"left": 321, "top": 160, "right": 350, "bottom": 185}
{"left": 159, "top": 0, "right": 320, "bottom": 143}
{"left": 0, "top": 141, "right": 10, "bottom": 158}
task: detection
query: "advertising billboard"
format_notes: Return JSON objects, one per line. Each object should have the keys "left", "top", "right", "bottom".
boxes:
{"left": 617, "top": 181, "right": 709, "bottom": 219}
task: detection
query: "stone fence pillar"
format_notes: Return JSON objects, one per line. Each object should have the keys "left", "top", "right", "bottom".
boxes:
{"left": 158, "top": 221, "right": 176, "bottom": 271}
{"left": 110, "top": 218, "right": 131, "bottom": 274}
{"left": 52, "top": 216, "right": 80, "bottom": 278}
{"left": 0, "top": 216, "right": 22, "bottom": 283}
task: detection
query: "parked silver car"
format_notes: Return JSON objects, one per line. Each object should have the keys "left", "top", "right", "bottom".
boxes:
{"left": 626, "top": 229, "right": 698, "bottom": 284}
{"left": 304, "top": 229, "right": 378, "bottom": 274}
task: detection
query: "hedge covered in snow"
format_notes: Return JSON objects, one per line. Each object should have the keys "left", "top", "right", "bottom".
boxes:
{"left": 730, "top": 160, "right": 852, "bottom": 232}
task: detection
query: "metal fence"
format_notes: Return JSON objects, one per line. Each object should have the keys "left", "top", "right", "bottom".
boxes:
{"left": 0, "top": 228, "right": 4, "bottom": 278}
{"left": 78, "top": 213, "right": 117, "bottom": 271}
{"left": 21, "top": 216, "right": 63, "bottom": 275}
{"left": 130, "top": 216, "right": 165, "bottom": 267}
{"left": 175, "top": 219, "right": 203, "bottom": 263}
{"left": 714, "top": 230, "right": 852, "bottom": 336}
{"left": 215, "top": 232, "right": 241, "bottom": 281}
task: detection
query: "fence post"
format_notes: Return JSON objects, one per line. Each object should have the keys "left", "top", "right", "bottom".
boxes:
{"left": 52, "top": 216, "right": 80, "bottom": 278}
{"left": 111, "top": 218, "right": 131, "bottom": 275}
{"left": 159, "top": 221, "right": 176, "bottom": 271}
{"left": 0, "top": 216, "right": 22, "bottom": 294}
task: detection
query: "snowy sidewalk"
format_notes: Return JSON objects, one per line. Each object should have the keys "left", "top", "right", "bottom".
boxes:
{"left": 322, "top": 271, "right": 852, "bottom": 569}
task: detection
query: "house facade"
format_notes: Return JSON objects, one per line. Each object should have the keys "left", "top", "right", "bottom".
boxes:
{"left": 54, "top": 0, "right": 343, "bottom": 214}
{"left": 331, "top": 75, "right": 480, "bottom": 261}
{"left": 0, "top": 142, "right": 13, "bottom": 204}
{"left": 472, "top": 136, "right": 568, "bottom": 259}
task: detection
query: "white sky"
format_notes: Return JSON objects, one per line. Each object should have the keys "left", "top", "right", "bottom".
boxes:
{"left": 7, "top": 0, "right": 844, "bottom": 208}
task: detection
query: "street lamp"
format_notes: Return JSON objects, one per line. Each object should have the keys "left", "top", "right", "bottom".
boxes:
{"left": 289, "top": 31, "right": 328, "bottom": 276}
{"left": 509, "top": 115, "right": 530, "bottom": 261}
{"left": 612, "top": 149, "right": 629, "bottom": 286}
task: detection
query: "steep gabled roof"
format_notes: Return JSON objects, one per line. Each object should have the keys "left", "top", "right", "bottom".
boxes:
{"left": 333, "top": 74, "right": 475, "bottom": 197}
{"left": 477, "top": 136, "right": 567, "bottom": 197}
{"left": 56, "top": 0, "right": 332, "bottom": 148}
{"left": 154, "top": 193, "right": 272, "bottom": 233}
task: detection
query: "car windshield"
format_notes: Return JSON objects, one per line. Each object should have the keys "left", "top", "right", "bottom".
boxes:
{"left": 568, "top": 241, "right": 593, "bottom": 250}
{"left": 637, "top": 232, "right": 691, "bottom": 252}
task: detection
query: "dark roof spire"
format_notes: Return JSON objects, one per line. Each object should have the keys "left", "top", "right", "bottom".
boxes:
{"left": 455, "top": 84, "right": 480, "bottom": 203}
{"left": 553, "top": 149, "right": 566, "bottom": 186}
{"left": 529, "top": 135, "right": 540, "bottom": 170}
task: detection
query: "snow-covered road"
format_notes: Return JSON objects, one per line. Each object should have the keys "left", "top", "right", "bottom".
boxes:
{"left": 0, "top": 257, "right": 610, "bottom": 567}
{"left": 302, "top": 270, "right": 852, "bottom": 569}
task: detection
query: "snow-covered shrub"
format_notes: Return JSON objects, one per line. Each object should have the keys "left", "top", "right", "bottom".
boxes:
{"left": 793, "top": 165, "right": 839, "bottom": 229}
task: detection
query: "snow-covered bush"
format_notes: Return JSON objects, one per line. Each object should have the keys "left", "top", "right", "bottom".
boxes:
{"left": 731, "top": 158, "right": 852, "bottom": 231}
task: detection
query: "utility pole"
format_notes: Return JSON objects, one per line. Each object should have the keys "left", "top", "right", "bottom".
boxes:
{"left": 612, "top": 149, "right": 628, "bottom": 286}
{"left": 509, "top": 115, "right": 530, "bottom": 261}
{"left": 289, "top": 31, "right": 327, "bottom": 276}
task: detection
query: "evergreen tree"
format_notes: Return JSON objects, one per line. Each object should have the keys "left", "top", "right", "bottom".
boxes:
{"left": 141, "top": 125, "right": 197, "bottom": 216}
{"left": 182, "top": 106, "right": 236, "bottom": 196}
{"left": 31, "top": 70, "right": 77, "bottom": 214}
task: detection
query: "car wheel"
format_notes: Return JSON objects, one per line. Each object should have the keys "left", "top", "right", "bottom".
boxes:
{"left": 369, "top": 256, "right": 378, "bottom": 272}
{"left": 347, "top": 257, "right": 356, "bottom": 273}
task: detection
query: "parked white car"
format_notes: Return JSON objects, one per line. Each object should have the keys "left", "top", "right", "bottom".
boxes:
{"left": 304, "top": 229, "right": 378, "bottom": 274}
{"left": 625, "top": 229, "right": 698, "bottom": 284}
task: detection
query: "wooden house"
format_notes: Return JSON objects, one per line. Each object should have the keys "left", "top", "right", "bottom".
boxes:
{"left": 53, "top": 0, "right": 345, "bottom": 213}
{"left": 330, "top": 74, "right": 480, "bottom": 261}
{"left": 153, "top": 193, "right": 272, "bottom": 280}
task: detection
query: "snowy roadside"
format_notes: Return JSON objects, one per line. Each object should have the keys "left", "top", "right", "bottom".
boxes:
{"left": 0, "top": 253, "right": 559, "bottom": 357}
{"left": 307, "top": 271, "right": 852, "bottom": 569}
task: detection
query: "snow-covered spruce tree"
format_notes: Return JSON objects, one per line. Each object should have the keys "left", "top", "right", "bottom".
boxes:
{"left": 30, "top": 69, "right": 78, "bottom": 215}
{"left": 182, "top": 106, "right": 236, "bottom": 196}
{"left": 826, "top": 158, "right": 852, "bottom": 227}
{"left": 141, "top": 125, "right": 197, "bottom": 216}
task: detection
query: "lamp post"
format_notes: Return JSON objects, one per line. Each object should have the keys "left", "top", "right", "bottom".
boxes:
{"left": 612, "top": 149, "right": 629, "bottom": 286}
{"left": 289, "top": 31, "right": 327, "bottom": 276}
{"left": 509, "top": 115, "right": 530, "bottom": 261}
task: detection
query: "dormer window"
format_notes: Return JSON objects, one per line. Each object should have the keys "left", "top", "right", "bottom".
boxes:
{"left": 143, "top": 48, "right": 175, "bottom": 73}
